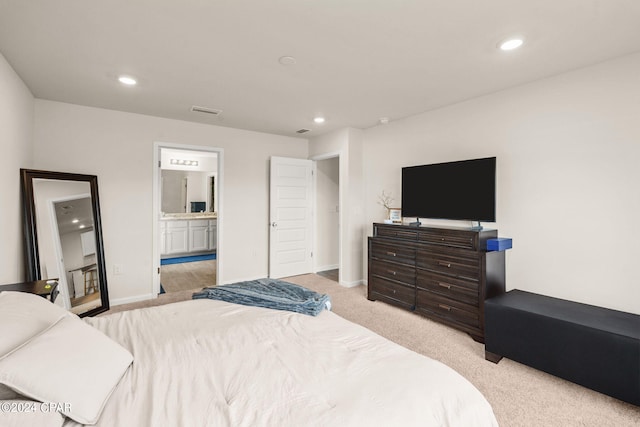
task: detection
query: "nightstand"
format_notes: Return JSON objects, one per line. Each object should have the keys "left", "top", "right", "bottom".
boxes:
{"left": 0, "top": 279, "right": 59, "bottom": 303}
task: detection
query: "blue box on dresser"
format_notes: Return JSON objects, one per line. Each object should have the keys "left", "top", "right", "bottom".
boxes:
{"left": 486, "top": 238, "right": 512, "bottom": 251}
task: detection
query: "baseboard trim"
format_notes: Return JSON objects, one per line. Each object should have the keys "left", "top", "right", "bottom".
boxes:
{"left": 339, "top": 279, "right": 364, "bottom": 288}
{"left": 315, "top": 264, "right": 339, "bottom": 273}
{"left": 110, "top": 293, "right": 156, "bottom": 306}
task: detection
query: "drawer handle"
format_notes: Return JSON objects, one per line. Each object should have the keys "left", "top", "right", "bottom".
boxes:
{"left": 438, "top": 282, "right": 452, "bottom": 290}
{"left": 441, "top": 237, "right": 445, "bottom": 241}
{"left": 438, "top": 304, "right": 452, "bottom": 311}
{"left": 438, "top": 261, "right": 452, "bottom": 268}
{"left": 387, "top": 270, "right": 397, "bottom": 276}
{"left": 386, "top": 251, "right": 397, "bottom": 257}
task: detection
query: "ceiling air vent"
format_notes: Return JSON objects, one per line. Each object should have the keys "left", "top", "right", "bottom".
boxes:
{"left": 190, "top": 105, "right": 222, "bottom": 116}
{"left": 296, "top": 129, "right": 310, "bottom": 134}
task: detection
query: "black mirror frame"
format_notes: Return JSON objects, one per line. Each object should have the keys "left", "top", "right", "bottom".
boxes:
{"left": 20, "top": 169, "right": 109, "bottom": 316}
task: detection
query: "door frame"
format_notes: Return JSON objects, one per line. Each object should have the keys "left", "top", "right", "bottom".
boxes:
{"left": 152, "top": 142, "right": 224, "bottom": 296}
{"left": 310, "top": 151, "right": 342, "bottom": 284}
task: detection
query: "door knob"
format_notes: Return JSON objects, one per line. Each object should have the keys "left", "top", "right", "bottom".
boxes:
{"left": 271, "top": 222, "right": 278, "bottom": 228}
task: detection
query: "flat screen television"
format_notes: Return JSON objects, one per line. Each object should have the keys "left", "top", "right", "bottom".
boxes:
{"left": 401, "top": 157, "right": 496, "bottom": 223}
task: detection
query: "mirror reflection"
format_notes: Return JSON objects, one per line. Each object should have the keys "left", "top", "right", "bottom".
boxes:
{"left": 161, "top": 169, "right": 216, "bottom": 214}
{"left": 22, "top": 170, "right": 109, "bottom": 316}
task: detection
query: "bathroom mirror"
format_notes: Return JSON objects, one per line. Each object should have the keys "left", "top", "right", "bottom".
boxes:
{"left": 21, "top": 169, "right": 109, "bottom": 316}
{"left": 161, "top": 169, "right": 216, "bottom": 214}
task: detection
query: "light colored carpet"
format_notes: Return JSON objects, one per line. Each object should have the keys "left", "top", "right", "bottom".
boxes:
{"left": 160, "top": 259, "right": 216, "bottom": 293}
{"left": 103, "top": 274, "right": 640, "bottom": 426}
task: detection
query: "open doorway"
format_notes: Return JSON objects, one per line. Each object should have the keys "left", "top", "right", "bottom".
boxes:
{"left": 314, "top": 156, "right": 340, "bottom": 283}
{"left": 152, "top": 143, "right": 223, "bottom": 296}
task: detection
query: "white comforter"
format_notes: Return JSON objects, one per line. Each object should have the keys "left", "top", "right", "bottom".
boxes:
{"left": 66, "top": 299, "right": 498, "bottom": 426}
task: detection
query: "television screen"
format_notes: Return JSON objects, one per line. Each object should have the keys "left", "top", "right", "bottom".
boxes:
{"left": 401, "top": 157, "right": 496, "bottom": 222}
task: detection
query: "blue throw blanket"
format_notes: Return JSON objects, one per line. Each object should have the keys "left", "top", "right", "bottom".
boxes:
{"left": 192, "top": 279, "right": 331, "bottom": 316}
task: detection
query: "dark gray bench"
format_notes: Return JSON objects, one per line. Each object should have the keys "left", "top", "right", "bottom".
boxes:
{"left": 485, "top": 290, "right": 640, "bottom": 406}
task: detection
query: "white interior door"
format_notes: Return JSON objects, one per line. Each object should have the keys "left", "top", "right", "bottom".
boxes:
{"left": 269, "top": 156, "right": 314, "bottom": 279}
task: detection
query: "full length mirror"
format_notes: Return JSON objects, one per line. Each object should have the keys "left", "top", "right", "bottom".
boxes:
{"left": 21, "top": 169, "right": 109, "bottom": 316}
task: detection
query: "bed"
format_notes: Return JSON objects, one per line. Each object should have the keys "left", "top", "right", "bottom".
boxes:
{"left": 0, "top": 290, "right": 498, "bottom": 426}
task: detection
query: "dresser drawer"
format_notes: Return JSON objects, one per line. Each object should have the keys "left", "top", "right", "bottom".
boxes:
{"left": 416, "top": 270, "right": 479, "bottom": 306}
{"left": 416, "top": 289, "right": 480, "bottom": 329}
{"left": 369, "top": 276, "right": 415, "bottom": 309}
{"left": 370, "top": 239, "right": 415, "bottom": 265}
{"left": 374, "top": 224, "right": 419, "bottom": 241}
{"left": 416, "top": 248, "right": 480, "bottom": 280}
{"left": 418, "top": 229, "right": 476, "bottom": 250}
{"left": 370, "top": 259, "right": 415, "bottom": 285}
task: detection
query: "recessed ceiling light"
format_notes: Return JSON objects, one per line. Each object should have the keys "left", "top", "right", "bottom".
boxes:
{"left": 499, "top": 38, "right": 524, "bottom": 51}
{"left": 313, "top": 117, "right": 325, "bottom": 124}
{"left": 118, "top": 75, "right": 137, "bottom": 86}
{"left": 72, "top": 219, "right": 79, "bottom": 224}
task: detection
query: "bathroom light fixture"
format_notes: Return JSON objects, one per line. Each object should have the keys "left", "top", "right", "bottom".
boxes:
{"left": 313, "top": 117, "right": 325, "bottom": 124}
{"left": 170, "top": 158, "right": 198, "bottom": 166}
{"left": 118, "top": 75, "right": 137, "bottom": 86}
{"left": 499, "top": 38, "right": 524, "bottom": 51}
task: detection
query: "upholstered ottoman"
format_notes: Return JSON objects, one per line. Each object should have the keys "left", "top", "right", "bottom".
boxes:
{"left": 485, "top": 290, "right": 640, "bottom": 406}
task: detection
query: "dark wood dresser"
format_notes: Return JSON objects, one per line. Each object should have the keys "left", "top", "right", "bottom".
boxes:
{"left": 368, "top": 223, "right": 506, "bottom": 342}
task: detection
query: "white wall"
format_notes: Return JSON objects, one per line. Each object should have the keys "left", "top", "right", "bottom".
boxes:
{"left": 363, "top": 52, "right": 640, "bottom": 315}
{"left": 309, "top": 128, "right": 364, "bottom": 286}
{"left": 33, "top": 100, "right": 308, "bottom": 302}
{"left": 315, "top": 157, "right": 339, "bottom": 271}
{"left": 0, "top": 53, "right": 34, "bottom": 283}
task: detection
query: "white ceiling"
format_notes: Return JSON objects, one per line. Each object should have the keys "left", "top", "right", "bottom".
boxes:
{"left": 1, "top": 0, "right": 639, "bottom": 137}
{"left": 54, "top": 196, "right": 94, "bottom": 235}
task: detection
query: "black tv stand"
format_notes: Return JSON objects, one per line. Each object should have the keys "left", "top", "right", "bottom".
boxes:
{"left": 409, "top": 218, "right": 422, "bottom": 227}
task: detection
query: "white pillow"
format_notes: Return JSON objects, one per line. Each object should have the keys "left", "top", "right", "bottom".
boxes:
{"left": 0, "top": 316, "right": 133, "bottom": 425}
{"left": 0, "top": 386, "right": 19, "bottom": 400}
{"left": 0, "top": 291, "right": 71, "bottom": 400}
{"left": 0, "top": 399, "right": 64, "bottom": 427}
{"left": 0, "top": 291, "right": 70, "bottom": 357}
